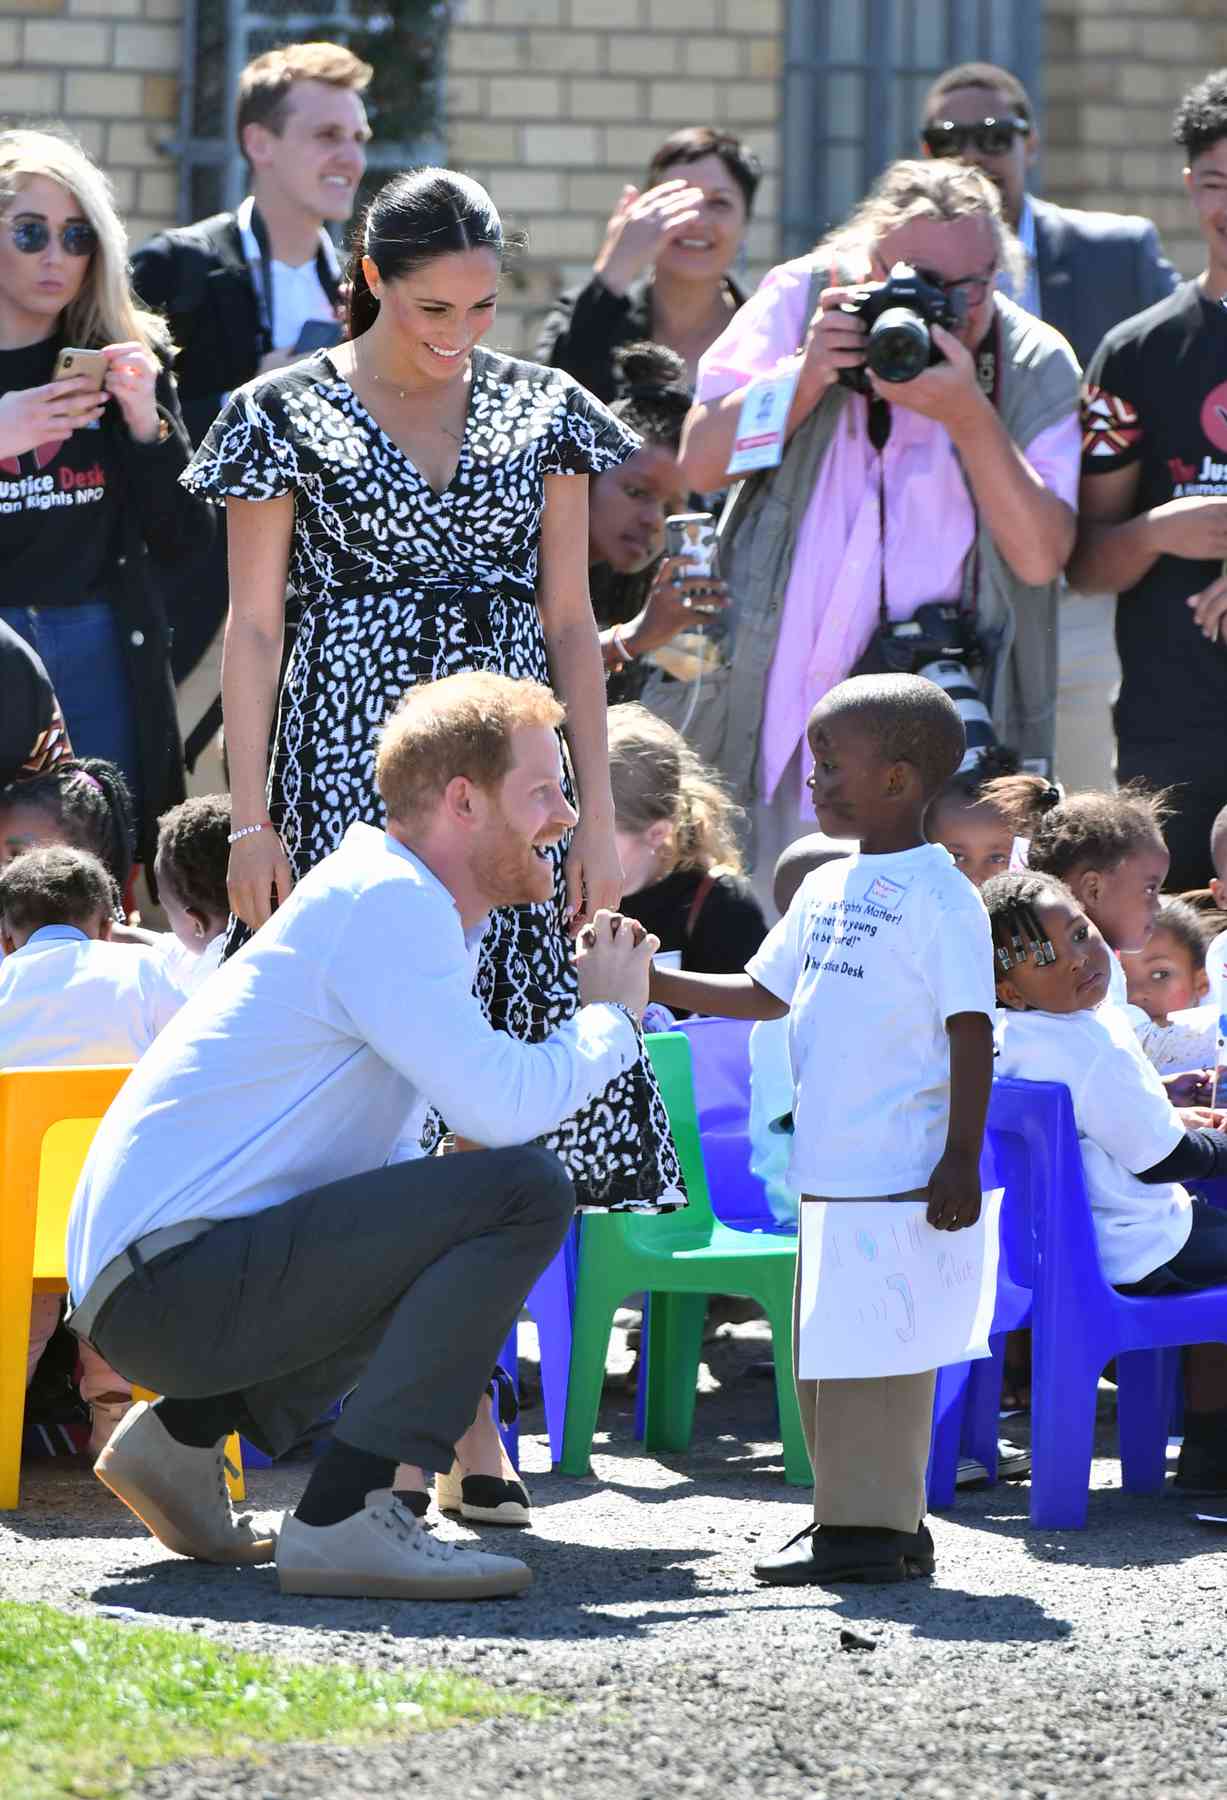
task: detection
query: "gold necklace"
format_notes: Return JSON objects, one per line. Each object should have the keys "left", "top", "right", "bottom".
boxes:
{"left": 364, "top": 346, "right": 466, "bottom": 441}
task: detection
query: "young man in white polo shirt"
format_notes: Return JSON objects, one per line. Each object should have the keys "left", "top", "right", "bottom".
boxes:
{"left": 67, "top": 673, "right": 657, "bottom": 1601}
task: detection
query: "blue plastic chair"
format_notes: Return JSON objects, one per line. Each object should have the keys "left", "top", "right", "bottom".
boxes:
{"left": 675, "top": 1016, "right": 790, "bottom": 1235}
{"left": 983, "top": 1077, "right": 1227, "bottom": 1529}
{"left": 494, "top": 1224, "right": 579, "bottom": 1470}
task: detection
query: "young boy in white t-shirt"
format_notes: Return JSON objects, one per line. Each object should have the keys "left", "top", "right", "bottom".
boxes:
{"left": 0, "top": 844, "right": 185, "bottom": 1455}
{"left": 650, "top": 674, "right": 996, "bottom": 1585}
{"left": 987, "top": 870, "right": 1227, "bottom": 1492}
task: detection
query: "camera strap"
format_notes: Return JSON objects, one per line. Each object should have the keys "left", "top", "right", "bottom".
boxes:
{"left": 870, "top": 313, "right": 1001, "bottom": 633}
{"left": 243, "top": 201, "right": 342, "bottom": 355}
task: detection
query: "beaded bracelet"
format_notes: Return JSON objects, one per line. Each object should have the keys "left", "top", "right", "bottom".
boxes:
{"left": 228, "top": 821, "right": 273, "bottom": 845}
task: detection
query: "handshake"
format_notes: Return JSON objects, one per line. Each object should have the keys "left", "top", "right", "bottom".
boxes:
{"left": 575, "top": 908, "right": 660, "bottom": 1019}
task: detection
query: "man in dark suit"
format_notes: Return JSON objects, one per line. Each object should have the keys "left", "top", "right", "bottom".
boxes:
{"left": 131, "top": 42, "right": 371, "bottom": 779}
{"left": 919, "top": 61, "right": 1181, "bottom": 788}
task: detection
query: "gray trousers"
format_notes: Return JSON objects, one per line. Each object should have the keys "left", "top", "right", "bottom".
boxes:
{"left": 88, "top": 1145, "right": 574, "bottom": 1473}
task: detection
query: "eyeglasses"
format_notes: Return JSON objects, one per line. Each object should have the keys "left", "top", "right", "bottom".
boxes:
{"left": 915, "top": 262, "right": 998, "bottom": 308}
{"left": 922, "top": 117, "right": 1029, "bottom": 158}
{"left": 7, "top": 218, "right": 97, "bottom": 257}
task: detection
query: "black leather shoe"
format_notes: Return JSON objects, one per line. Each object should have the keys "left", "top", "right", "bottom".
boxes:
{"left": 1173, "top": 1440, "right": 1227, "bottom": 1494}
{"left": 753, "top": 1522, "right": 935, "bottom": 1586}
{"left": 389, "top": 1488, "right": 430, "bottom": 1519}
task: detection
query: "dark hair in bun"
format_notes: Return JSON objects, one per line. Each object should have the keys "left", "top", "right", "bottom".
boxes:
{"left": 610, "top": 341, "right": 691, "bottom": 452}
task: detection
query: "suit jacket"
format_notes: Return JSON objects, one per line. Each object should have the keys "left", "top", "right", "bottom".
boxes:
{"left": 130, "top": 212, "right": 271, "bottom": 449}
{"left": 130, "top": 212, "right": 340, "bottom": 683}
{"left": 1030, "top": 195, "right": 1180, "bottom": 371}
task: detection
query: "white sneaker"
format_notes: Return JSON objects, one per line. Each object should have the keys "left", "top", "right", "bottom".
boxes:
{"left": 94, "top": 1401, "right": 276, "bottom": 1565}
{"left": 276, "top": 1489, "right": 533, "bottom": 1600}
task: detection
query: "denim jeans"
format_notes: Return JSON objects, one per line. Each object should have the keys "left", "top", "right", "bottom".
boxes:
{"left": 0, "top": 601, "right": 141, "bottom": 811}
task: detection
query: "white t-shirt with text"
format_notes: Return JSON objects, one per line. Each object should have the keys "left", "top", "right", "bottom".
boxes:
{"left": 746, "top": 842, "right": 995, "bottom": 1198}
{"left": 994, "top": 1002, "right": 1191, "bottom": 1285}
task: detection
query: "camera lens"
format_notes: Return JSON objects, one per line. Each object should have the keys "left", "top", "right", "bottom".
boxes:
{"left": 865, "top": 307, "right": 931, "bottom": 383}
{"left": 918, "top": 657, "right": 996, "bottom": 772}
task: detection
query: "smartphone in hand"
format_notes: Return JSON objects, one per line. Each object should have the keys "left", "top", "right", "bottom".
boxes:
{"left": 52, "top": 346, "right": 109, "bottom": 388}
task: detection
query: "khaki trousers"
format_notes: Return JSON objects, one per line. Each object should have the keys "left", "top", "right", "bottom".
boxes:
{"left": 795, "top": 1197, "right": 936, "bottom": 1532}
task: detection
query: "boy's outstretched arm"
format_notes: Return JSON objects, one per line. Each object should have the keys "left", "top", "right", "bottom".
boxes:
{"left": 926, "top": 1011, "right": 994, "bottom": 1233}
{"left": 649, "top": 967, "right": 789, "bottom": 1021}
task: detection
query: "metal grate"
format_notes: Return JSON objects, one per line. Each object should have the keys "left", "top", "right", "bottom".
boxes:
{"left": 175, "top": 0, "right": 444, "bottom": 226}
{"left": 781, "top": 0, "right": 1043, "bottom": 257}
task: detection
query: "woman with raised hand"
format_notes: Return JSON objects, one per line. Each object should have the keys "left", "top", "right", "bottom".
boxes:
{"left": 0, "top": 128, "right": 208, "bottom": 869}
{"left": 537, "top": 126, "right": 760, "bottom": 402}
{"left": 182, "top": 167, "right": 685, "bottom": 1522}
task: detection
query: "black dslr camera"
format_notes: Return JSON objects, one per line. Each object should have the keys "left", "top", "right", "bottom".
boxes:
{"left": 837, "top": 262, "right": 963, "bottom": 394}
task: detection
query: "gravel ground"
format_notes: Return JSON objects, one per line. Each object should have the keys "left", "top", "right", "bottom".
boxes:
{"left": 6, "top": 1316, "right": 1227, "bottom": 1800}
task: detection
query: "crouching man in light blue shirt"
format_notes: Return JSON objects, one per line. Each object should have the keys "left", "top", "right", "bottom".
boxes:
{"left": 67, "top": 672, "right": 658, "bottom": 1603}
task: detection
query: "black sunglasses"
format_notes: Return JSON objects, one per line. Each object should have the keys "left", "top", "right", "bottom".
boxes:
{"left": 922, "top": 116, "right": 1029, "bottom": 158}
{"left": 8, "top": 218, "right": 98, "bottom": 257}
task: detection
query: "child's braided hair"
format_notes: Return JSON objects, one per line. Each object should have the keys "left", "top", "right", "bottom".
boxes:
{"left": 981, "top": 871, "right": 1072, "bottom": 979}
{"left": 1025, "top": 781, "right": 1171, "bottom": 880}
{"left": 0, "top": 757, "right": 135, "bottom": 892}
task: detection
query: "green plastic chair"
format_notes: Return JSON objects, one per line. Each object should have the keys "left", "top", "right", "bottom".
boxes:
{"left": 561, "top": 1031, "right": 810, "bottom": 1485}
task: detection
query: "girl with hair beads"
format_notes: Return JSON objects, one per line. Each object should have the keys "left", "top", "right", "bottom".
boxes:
{"left": 0, "top": 757, "right": 135, "bottom": 895}
{"left": 925, "top": 749, "right": 1060, "bottom": 889}
{"left": 986, "top": 870, "right": 1227, "bottom": 1492}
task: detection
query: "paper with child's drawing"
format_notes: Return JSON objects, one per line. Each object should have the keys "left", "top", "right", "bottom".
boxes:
{"left": 797, "top": 1191, "right": 1003, "bottom": 1380}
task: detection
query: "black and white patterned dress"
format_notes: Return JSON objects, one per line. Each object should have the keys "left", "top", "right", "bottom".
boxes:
{"left": 182, "top": 346, "right": 684, "bottom": 1212}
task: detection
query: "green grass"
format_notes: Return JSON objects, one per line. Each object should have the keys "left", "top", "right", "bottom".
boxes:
{"left": 0, "top": 1599, "right": 550, "bottom": 1799}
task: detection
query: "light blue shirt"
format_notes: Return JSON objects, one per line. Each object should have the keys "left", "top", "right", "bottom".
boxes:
{"left": 0, "top": 925, "right": 184, "bottom": 1070}
{"left": 67, "top": 823, "right": 638, "bottom": 1300}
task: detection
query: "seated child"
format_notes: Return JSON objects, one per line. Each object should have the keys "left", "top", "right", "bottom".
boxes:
{"left": 986, "top": 871, "right": 1227, "bottom": 1491}
{"left": 0, "top": 758, "right": 151, "bottom": 945}
{"left": 0, "top": 845, "right": 186, "bottom": 1455}
{"left": 749, "top": 834, "right": 856, "bottom": 1231}
{"left": 925, "top": 749, "right": 1060, "bottom": 888}
{"left": 153, "top": 795, "right": 231, "bottom": 993}
{"left": 1125, "top": 898, "right": 1211, "bottom": 1024}
{"left": 652, "top": 673, "right": 996, "bottom": 1587}
{"left": 1005, "top": 783, "right": 1219, "bottom": 1087}
{"left": 607, "top": 704, "right": 767, "bottom": 987}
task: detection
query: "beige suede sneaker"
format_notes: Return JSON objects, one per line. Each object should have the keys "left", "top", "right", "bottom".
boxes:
{"left": 94, "top": 1401, "right": 276, "bottom": 1565}
{"left": 276, "top": 1490, "right": 533, "bottom": 1599}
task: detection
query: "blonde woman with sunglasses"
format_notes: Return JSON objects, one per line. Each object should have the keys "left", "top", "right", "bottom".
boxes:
{"left": 0, "top": 128, "right": 211, "bottom": 875}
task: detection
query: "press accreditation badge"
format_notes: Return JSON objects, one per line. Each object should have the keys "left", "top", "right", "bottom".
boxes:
{"left": 726, "top": 366, "right": 801, "bottom": 476}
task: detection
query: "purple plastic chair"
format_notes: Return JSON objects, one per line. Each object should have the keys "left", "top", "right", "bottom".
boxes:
{"left": 675, "top": 1016, "right": 790, "bottom": 1235}
{"left": 977, "top": 1077, "right": 1227, "bottom": 1529}
{"left": 495, "top": 1224, "right": 579, "bottom": 1470}
{"left": 927, "top": 1108, "right": 1036, "bottom": 1506}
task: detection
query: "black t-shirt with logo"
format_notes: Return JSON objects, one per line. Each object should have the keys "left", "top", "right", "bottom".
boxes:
{"left": 0, "top": 336, "right": 124, "bottom": 609}
{"left": 1081, "top": 280, "right": 1227, "bottom": 749}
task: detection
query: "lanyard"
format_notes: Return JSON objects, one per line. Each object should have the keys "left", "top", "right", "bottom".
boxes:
{"left": 870, "top": 314, "right": 1001, "bottom": 630}
{"left": 245, "top": 204, "right": 341, "bottom": 354}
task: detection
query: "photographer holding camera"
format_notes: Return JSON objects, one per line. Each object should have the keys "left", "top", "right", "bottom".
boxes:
{"left": 679, "top": 160, "right": 1081, "bottom": 896}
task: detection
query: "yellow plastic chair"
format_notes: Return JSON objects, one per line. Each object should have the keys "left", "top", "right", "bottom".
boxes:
{"left": 1, "top": 1066, "right": 244, "bottom": 1508}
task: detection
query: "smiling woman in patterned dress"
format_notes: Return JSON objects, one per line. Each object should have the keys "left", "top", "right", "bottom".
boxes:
{"left": 180, "top": 168, "right": 684, "bottom": 1518}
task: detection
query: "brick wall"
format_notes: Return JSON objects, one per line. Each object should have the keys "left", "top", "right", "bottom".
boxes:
{"left": 1044, "top": 0, "right": 1227, "bottom": 277}
{"left": 444, "top": 0, "right": 783, "bottom": 355}
{"left": 0, "top": 0, "right": 182, "bottom": 242}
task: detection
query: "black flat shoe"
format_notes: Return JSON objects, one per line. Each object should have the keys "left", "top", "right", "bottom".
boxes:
{"left": 753, "top": 1522, "right": 935, "bottom": 1586}
{"left": 437, "top": 1464, "right": 532, "bottom": 1525}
